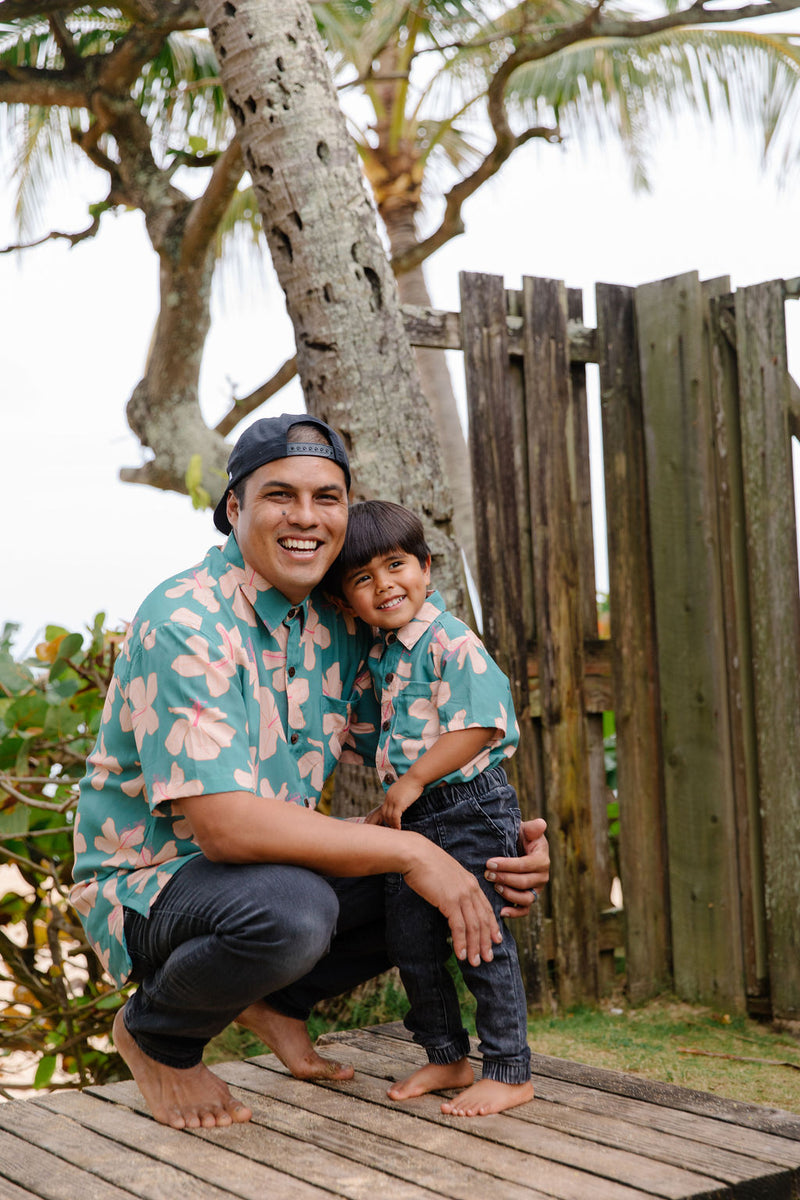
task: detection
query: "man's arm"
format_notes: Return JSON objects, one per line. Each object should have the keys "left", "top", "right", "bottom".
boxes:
{"left": 175, "top": 791, "right": 501, "bottom": 967}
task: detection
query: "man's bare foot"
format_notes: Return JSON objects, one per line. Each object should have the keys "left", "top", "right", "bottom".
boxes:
{"left": 441, "top": 1077, "right": 534, "bottom": 1117}
{"left": 236, "top": 1001, "right": 354, "bottom": 1081}
{"left": 112, "top": 1008, "right": 252, "bottom": 1130}
{"left": 387, "top": 1058, "right": 474, "bottom": 1102}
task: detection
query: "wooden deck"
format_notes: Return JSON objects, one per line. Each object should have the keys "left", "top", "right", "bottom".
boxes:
{"left": 2, "top": 1022, "right": 800, "bottom": 1199}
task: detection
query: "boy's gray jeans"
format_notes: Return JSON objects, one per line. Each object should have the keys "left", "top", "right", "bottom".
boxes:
{"left": 122, "top": 857, "right": 389, "bottom": 1069}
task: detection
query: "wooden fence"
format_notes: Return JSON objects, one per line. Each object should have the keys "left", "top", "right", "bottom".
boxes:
{"left": 402, "top": 271, "right": 800, "bottom": 1020}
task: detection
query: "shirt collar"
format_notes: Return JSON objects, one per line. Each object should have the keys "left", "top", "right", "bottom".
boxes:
{"left": 385, "top": 589, "right": 446, "bottom": 651}
{"left": 223, "top": 534, "right": 310, "bottom": 633}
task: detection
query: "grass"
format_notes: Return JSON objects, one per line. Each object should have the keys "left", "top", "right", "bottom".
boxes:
{"left": 207, "top": 973, "right": 800, "bottom": 1114}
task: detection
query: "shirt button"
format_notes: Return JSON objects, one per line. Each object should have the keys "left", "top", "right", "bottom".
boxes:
{"left": 290, "top": 733, "right": 299, "bottom": 745}
{"left": 382, "top": 720, "right": 390, "bottom": 731}
{"left": 385, "top": 672, "right": 394, "bottom": 684}
{"left": 288, "top": 666, "right": 296, "bottom": 678}
{"left": 287, "top": 607, "right": 298, "bottom": 619}
{"left": 387, "top": 633, "right": 397, "bottom": 644}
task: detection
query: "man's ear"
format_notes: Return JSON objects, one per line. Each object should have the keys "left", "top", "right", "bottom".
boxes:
{"left": 423, "top": 555, "right": 432, "bottom": 585}
{"left": 226, "top": 489, "right": 240, "bottom": 529}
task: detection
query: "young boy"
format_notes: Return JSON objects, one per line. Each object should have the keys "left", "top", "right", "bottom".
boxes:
{"left": 329, "top": 500, "right": 534, "bottom": 1117}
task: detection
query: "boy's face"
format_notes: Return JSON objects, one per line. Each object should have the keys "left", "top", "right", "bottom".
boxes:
{"left": 341, "top": 549, "right": 431, "bottom": 630}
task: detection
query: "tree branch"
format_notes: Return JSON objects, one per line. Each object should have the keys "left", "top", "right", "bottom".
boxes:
{"left": 215, "top": 354, "right": 299, "bottom": 436}
{"left": 181, "top": 136, "right": 245, "bottom": 263}
{"left": 392, "top": 122, "right": 560, "bottom": 274}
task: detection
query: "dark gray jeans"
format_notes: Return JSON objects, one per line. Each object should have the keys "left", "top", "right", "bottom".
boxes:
{"left": 122, "top": 857, "right": 389, "bottom": 1068}
{"left": 385, "top": 766, "right": 531, "bottom": 1085}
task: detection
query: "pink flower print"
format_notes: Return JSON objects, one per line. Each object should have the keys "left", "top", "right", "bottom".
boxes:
{"left": 323, "top": 708, "right": 348, "bottom": 760}
{"left": 259, "top": 779, "right": 290, "bottom": 802}
{"left": 70, "top": 878, "right": 97, "bottom": 917}
{"left": 165, "top": 701, "right": 236, "bottom": 761}
{"left": 322, "top": 663, "right": 343, "bottom": 700}
{"left": 298, "top": 742, "right": 325, "bottom": 794}
{"left": 129, "top": 673, "right": 160, "bottom": 740}
{"left": 171, "top": 624, "right": 242, "bottom": 698}
{"left": 260, "top": 639, "right": 288, "bottom": 692}
{"left": 168, "top": 607, "right": 204, "bottom": 632}
{"left": 88, "top": 733, "right": 122, "bottom": 790}
{"left": 150, "top": 762, "right": 203, "bottom": 806}
{"left": 407, "top": 695, "right": 443, "bottom": 745}
{"left": 445, "top": 631, "right": 488, "bottom": 675}
{"left": 94, "top": 817, "right": 146, "bottom": 868}
{"left": 102, "top": 878, "right": 125, "bottom": 944}
{"left": 256, "top": 686, "right": 287, "bottom": 760}
{"left": 73, "top": 811, "right": 87, "bottom": 856}
{"left": 139, "top": 621, "right": 157, "bottom": 651}
{"left": 129, "top": 845, "right": 179, "bottom": 893}
{"left": 165, "top": 568, "right": 221, "bottom": 613}
{"left": 301, "top": 607, "right": 332, "bottom": 670}
{"left": 287, "top": 676, "right": 309, "bottom": 732}
{"left": 121, "top": 773, "right": 145, "bottom": 797}
{"left": 234, "top": 748, "right": 258, "bottom": 792}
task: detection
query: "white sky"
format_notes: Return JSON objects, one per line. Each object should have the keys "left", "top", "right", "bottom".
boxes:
{"left": 3, "top": 26, "right": 800, "bottom": 655}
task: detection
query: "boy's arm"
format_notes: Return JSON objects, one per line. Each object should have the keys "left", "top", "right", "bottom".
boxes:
{"left": 379, "top": 727, "right": 493, "bottom": 829}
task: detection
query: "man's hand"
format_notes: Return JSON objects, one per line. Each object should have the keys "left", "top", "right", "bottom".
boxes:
{"left": 485, "top": 817, "right": 550, "bottom": 919}
{"left": 403, "top": 842, "right": 502, "bottom": 967}
{"left": 379, "top": 776, "right": 424, "bottom": 829}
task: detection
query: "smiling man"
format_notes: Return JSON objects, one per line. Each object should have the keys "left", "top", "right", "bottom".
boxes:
{"left": 71, "top": 414, "right": 550, "bottom": 1131}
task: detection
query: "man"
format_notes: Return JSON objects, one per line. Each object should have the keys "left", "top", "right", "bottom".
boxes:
{"left": 71, "top": 414, "right": 550, "bottom": 1130}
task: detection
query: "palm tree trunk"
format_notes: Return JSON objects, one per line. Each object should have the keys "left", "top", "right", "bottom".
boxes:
{"left": 197, "top": 0, "right": 467, "bottom": 612}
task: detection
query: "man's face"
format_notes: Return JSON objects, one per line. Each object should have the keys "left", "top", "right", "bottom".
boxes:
{"left": 226, "top": 455, "right": 349, "bottom": 603}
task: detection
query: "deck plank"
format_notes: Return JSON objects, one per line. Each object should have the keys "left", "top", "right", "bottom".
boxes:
{"left": 37, "top": 1089, "right": 335, "bottom": 1200}
{"left": 324, "top": 1028, "right": 798, "bottom": 1185}
{"left": 0, "top": 1024, "right": 798, "bottom": 1200}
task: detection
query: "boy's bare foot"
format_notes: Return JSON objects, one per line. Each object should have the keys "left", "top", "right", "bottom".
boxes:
{"left": 236, "top": 1000, "right": 354, "bottom": 1081}
{"left": 441, "top": 1077, "right": 534, "bottom": 1116}
{"left": 387, "top": 1058, "right": 474, "bottom": 1101}
{"left": 112, "top": 1008, "right": 252, "bottom": 1130}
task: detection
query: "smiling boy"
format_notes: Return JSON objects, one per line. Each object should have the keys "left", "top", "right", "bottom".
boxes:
{"left": 331, "top": 499, "right": 535, "bottom": 1117}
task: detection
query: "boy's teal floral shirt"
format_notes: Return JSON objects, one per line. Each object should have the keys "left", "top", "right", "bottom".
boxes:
{"left": 368, "top": 590, "right": 519, "bottom": 792}
{"left": 71, "top": 535, "right": 376, "bottom": 986}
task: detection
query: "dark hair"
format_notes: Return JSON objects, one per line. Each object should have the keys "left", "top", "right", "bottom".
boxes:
{"left": 326, "top": 500, "right": 431, "bottom": 594}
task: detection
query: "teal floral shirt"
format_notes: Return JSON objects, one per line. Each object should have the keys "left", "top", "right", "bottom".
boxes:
{"left": 368, "top": 590, "right": 518, "bottom": 792}
{"left": 71, "top": 535, "right": 376, "bottom": 986}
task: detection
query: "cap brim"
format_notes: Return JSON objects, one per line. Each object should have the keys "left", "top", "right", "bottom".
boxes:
{"left": 213, "top": 489, "right": 232, "bottom": 534}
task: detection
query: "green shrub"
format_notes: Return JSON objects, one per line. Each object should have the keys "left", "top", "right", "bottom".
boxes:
{"left": 0, "top": 618, "right": 129, "bottom": 1093}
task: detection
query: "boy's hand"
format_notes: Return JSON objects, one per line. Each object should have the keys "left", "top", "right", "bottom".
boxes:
{"left": 379, "top": 775, "right": 424, "bottom": 829}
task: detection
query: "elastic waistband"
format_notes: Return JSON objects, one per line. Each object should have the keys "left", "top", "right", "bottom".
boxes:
{"left": 404, "top": 765, "right": 510, "bottom": 821}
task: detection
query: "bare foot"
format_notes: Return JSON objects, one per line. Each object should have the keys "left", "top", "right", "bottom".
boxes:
{"left": 387, "top": 1057, "right": 474, "bottom": 1101}
{"left": 112, "top": 1008, "right": 252, "bottom": 1130}
{"left": 236, "top": 1000, "right": 354, "bottom": 1081}
{"left": 441, "top": 1077, "right": 534, "bottom": 1116}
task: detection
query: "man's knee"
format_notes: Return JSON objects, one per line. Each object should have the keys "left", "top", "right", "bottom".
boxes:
{"left": 247, "top": 865, "right": 339, "bottom": 966}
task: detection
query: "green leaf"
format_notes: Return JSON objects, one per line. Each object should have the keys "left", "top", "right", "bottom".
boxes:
{"left": 0, "top": 805, "right": 31, "bottom": 837}
{"left": 33, "top": 1054, "right": 57, "bottom": 1089}
{"left": 0, "top": 650, "right": 35, "bottom": 697}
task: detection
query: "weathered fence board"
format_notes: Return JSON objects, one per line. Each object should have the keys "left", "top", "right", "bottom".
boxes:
{"left": 735, "top": 280, "right": 800, "bottom": 1020}
{"left": 635, "top": 271, "right": 746, "bottom": 1010}
{"left": 459, "top": 270, "right": 548, "bottom": 1001}
{"left": 595, "top": 282, "right": 670, "bottom": 1003}
{"left": 521, "top": 275, "right": 599, "bottom": 1006}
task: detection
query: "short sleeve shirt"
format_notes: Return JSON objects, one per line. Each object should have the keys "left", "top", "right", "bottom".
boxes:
{"left": 368, "top": 590, "right": 519, "bottom": 791}
{"left": 70, "top": 535, "right": 375, "bottom": 986}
